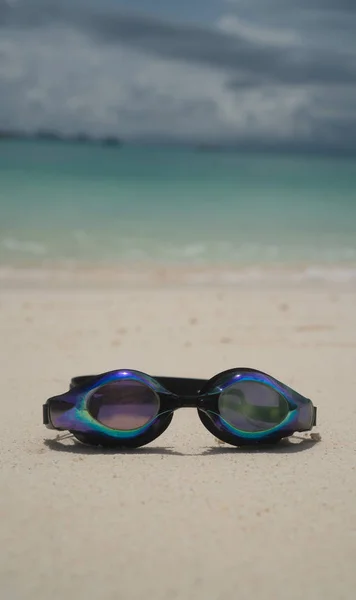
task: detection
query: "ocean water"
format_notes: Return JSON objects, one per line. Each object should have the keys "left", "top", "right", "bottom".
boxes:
{"left": 1, "top": 139, "right": 356, "bottom": 283}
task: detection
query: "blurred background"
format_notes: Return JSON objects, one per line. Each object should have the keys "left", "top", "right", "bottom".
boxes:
{"left": 1, "top": 0, "right": 356, "bottom": 282}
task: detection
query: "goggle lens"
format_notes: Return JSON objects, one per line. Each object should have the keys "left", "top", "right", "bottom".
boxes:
{"left": 88, "top": 380, "right": 160, "bottom": 431}
{"left": 218, "top": 381, "right": 289, "bottom": 432}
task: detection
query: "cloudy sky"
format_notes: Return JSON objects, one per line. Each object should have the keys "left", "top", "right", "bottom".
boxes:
{"left": 1, "top": 0, "right": 356, "bottom": 150}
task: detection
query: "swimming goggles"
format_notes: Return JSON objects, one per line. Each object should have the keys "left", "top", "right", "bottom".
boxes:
{"left": 42, "top": 367, "right": 317, "bottom": 448}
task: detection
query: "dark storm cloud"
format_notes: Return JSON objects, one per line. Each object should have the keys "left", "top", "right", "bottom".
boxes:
{"left": 1, "top": 0, "right": 356, "bottom": 87}
{"left": 226, "top": 0, "right": 356, "bottom": 13}
{"left": 0, "top": 0, "right": 355, "bottom": 151}
{"left": 225, "top": 0, "right": 356, "bottom": 48}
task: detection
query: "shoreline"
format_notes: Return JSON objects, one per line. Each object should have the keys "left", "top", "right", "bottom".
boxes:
{"left": 1, "top": 261, "right": 356, "bottom": 289}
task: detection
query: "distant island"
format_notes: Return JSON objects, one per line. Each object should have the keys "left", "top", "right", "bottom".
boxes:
{"left": 0, "top": 129, "right": 123, "bottom": 147}
{"left": 1, "top": 129, "right": 355, "bottom": 157}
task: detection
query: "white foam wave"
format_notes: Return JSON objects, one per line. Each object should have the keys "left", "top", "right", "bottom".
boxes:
{"left": 1, "top": 237, "right": 47, "bottom": 256}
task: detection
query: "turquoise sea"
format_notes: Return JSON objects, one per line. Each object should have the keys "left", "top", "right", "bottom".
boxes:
{"left": 1, "top": 139, "right": 356, "bottom": 282}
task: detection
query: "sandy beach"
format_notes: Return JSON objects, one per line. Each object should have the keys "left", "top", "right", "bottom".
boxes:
{"left": 1, "top": 278, "right": 356, "bottom": 600}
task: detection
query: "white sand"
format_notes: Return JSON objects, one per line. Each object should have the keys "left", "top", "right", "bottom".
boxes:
{"left": 1, "top": 283, "right": 356, "bottom": 600}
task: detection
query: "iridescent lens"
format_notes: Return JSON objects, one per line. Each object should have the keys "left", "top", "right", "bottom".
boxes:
{"left": 218, "top": 381, "right": 289, "bottom": 432}
{"left": 87, "top": 380, "right": 160, "bottom": 431}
